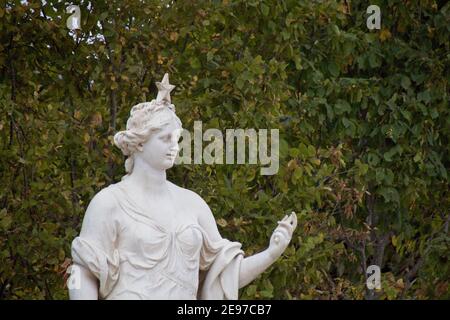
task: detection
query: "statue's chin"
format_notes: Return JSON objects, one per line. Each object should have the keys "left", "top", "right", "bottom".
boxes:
{"left": 161, "top": 159, "right": 176, "bottom": 170}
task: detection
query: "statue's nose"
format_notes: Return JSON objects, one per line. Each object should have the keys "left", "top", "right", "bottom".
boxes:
{"left": 170, "top": 142, "right": 179, "bottom": 153}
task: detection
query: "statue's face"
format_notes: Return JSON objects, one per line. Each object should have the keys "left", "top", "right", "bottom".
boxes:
{"left": 138, "top": 118, "right": 182, "bottom": 171}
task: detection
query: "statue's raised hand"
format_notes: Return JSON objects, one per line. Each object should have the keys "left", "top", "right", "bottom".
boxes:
{"left": 268, "top": 212, "right": 297, "bottom": 259}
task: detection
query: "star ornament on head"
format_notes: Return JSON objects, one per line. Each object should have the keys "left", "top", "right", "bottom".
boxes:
{"left": 155, "top": 73, "right": 175, "bottom": 104}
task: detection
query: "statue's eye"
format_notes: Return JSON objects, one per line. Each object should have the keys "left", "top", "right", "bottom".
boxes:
{"left": 162, "top": 134, "right": 172, "bottom": 142}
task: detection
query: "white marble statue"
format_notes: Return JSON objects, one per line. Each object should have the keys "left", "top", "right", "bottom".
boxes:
{"left": 69, "top": 73, "right": 297, "bottom": 300}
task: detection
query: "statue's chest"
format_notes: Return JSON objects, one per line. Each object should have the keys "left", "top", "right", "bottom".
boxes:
{"left": 119, "top": 207, "right": 204, "bottom": 264}
{"left": 133, "top": 199, "right": 195, "bottom": 231}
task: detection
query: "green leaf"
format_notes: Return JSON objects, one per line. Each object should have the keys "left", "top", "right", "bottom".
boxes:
{"left": 328, "top": 62, "right": 339, "bottom": 77}
{"left": 335, "top": 100, "right": 351, "bottom": 115}
{"left": 342, "top": 117, "right": 351, "bottom": 128}
{"left": 368, "top": 52, "right": 381, "bottom": 68}
{"left": 261, "top": 3, "right": 269, "bottom": 16}
{"left": 378, "top": 187, "right": 400, "bottom": 204}
{"left": 99, "top": 12, "right": 108, "bottom": 21}
{"left": 400, "top": 76, "right": 411, "bottom": 89}
{"left": 0, "top": 209, "right": 12, "bottom": 230}
{"left": 189, "top": 57, "right": 201, "bottom": 69}
{"left": 368, "top": 153, "right": 380, "bottom": 166}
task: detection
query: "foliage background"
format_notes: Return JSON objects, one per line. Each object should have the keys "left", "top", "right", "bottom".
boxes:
{"left": 0, "top": 0, "right": 449, "bottom": 299}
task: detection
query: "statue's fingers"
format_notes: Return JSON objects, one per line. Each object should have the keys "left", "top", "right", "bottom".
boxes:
{"left": 274, "top": 224, "right": 290, "bottom": 239}
{"left": 282, "top": 222, "right": 295, "bottom": 238}
{"left": 278, "top": 220, "right": 294, "bottom": 229}
{"left": 287, "top": 212, "right": 295, "bottom": 223}
{"left": 284, "top": 213, "right": 297, "bottom": 231}
{"left": 278, "top": 215, "right": 291, "bottom": 225}
{"left": 276, "top": 229, "right": 290, "bottom": 243}
{"left": 276, "top": 222, "right": 293, "bottom": 238}
{"left": 291, "top": 212, "right": 298, "bottom": 230}
{"left": 272, "top": 230, "right": 286, "bottom": 244}
{"left": 273, "top": 233, "right": 280, "bottom": 244}
{"left": 285, "top": 215, "right": 292, "bottom": 226}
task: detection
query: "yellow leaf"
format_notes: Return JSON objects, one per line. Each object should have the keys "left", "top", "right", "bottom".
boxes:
{"left": 157, "top": 54, "right": 164, "bottom": 65}
{"left": 217, "top": 218, "right": 228, "bottom": 227}
{"left": 91, "top": 112, "right": 102, "bottom": 127}
{"left": 287, "top": 159, "right": 297, "bottom": 170}
{"left": 339, "top": 2, "right": 350, "bottom": 14}
{"left": 379, "top": 29, "right": 392, "bottom": 42}
{"left": 74, "top": 110, "right": 82, "bottom": 120}
{"left": 169, "top": 32, "right": 179, "bottom": 42}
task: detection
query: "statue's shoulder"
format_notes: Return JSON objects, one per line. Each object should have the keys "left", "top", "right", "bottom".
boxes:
{"left": 85, "top": 183, "right": 120, "bottom": 214}
{"left": 168, "top": 182, "right": 210, "bottom": 213}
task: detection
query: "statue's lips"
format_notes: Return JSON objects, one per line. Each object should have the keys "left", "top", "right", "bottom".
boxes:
{"left": 166, "top": 153, "right": 176, "bottom": 159}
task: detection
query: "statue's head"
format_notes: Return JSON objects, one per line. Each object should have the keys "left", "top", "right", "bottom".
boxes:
{"left": 114, "top": 74, "right": 182, "bottom": 178}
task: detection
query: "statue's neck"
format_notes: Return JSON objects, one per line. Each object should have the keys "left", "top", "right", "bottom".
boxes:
{"left": 126, "top": 159, "right": 168, "bottom": 194}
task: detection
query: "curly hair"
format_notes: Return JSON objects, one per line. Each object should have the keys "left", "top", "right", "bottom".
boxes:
{"left": 114, "top": 100, "right": 182, "bottom": 179}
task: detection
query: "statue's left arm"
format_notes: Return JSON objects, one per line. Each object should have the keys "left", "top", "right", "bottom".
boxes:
{"left": 238, "top": 213, "right": 297, "bottom": 288}
{"left": 197, "top": 198, "right": 297, "bottom": 289}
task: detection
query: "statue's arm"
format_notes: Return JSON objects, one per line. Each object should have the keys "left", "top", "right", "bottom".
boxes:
{"left": 69, "top": 188, "right": 118, "bottom": 300}
{"left": 68, "top": 264, "right": 98, "bottom": 300}
{"left": 196, "top": 195, "right": 297, "bottom": 289}
{"left": 238, "top": 213, "right": 297, "bottom": 288}
{"left": 238, "top": 246, "right": 280, "bottom": 288}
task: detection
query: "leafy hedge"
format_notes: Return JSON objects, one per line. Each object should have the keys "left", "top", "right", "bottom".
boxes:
{"left": 0, "top": 0, "right": 448, "bottom": 299}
